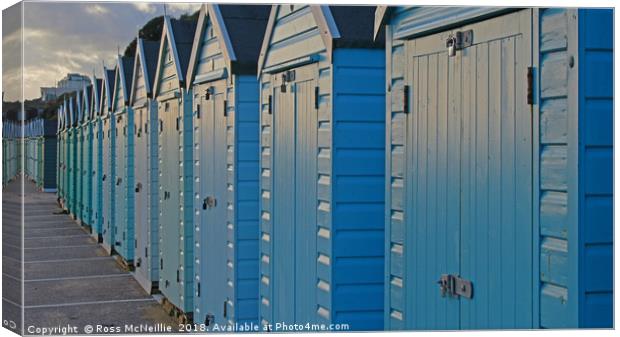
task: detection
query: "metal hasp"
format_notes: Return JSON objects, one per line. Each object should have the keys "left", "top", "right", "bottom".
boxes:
{"left": 437, "top": 274, "right": 473, "bottom": 299}
{"left": 446, "top": 29, "right": 473, "bottom": 56}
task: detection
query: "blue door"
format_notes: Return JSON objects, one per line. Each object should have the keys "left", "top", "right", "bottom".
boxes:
{"left": 158, "top": 99, "right": 182, "bottom": 306}
{"left": 193, "top": 80, "right": 229, "bottom": 325}
{"left": 405, "top": 10, "right": 533, "bottom": 329}
{"left": 269, "top": 64, "right": 319, "bottom": 324}
{"left": 114, "top": 113, "right": 127, "bottom": 256}
{"left": 134, "top": 105, "right": 151, "bottom": 290}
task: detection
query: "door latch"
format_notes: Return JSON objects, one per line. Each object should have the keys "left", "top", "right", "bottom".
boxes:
{"left": 203, "top": 196, "right": 216, "bottom": 209}
{"left": 446, "top": 30, "right": 474, "bottom": 57}
{"left": 437, "top": 274, "right": 473, "bottom": 299}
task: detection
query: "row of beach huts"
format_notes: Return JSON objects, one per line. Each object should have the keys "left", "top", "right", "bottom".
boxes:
{"left": 13, "top": 5, "right": 613, "bottom": 330}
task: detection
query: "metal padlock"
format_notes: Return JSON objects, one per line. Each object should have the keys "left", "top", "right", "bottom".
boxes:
{"left": 447, "top": 36, "right": 457, "bottom": 57}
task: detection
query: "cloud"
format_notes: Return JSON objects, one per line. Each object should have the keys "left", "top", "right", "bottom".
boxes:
{"left": 132, "top": 2, "right": 156, "bottom": 14}
{"left": 85, "top": 4, "right": 109, "bottom": 15}
{"left": 167, "top": 3, "right": 201, "bottom": 14}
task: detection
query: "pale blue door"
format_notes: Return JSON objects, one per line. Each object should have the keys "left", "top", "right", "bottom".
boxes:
{"left": 405, "top": 10, "right": 533, "bottom": 329}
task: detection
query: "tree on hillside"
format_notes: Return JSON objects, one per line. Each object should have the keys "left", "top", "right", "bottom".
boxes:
{"left": 123, "top": 10, "right": 199, "bottom": 58}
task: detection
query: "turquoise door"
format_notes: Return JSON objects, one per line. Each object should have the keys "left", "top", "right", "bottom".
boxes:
{"left": 114, "top": 113, "right": 127, "bottom": 256}
{"left": 134, "top": 105, "right": 151, "bottom": 290}
{"left": 268, "top": 64, "right": 319, "bottom": 324}
{"left": 91, "top": 120, "right": 102, "bottom": 238}
{"left": 158, "top": 99, "right": 182, "bottom": 306}
{"left": 102, "top": 116, "right": 115, "bottom": 252}
{"left": 404, "top": 10, "right": 533, "bottom": 329}
{"left": 193, "top": 80, "right": 228, "bottom": 325}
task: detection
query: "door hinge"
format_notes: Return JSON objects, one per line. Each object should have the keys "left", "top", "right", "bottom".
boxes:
{"left": 160, "top": 258, "right": 163, "bottom": 270}
{"left": 159, "top": 120, "right": 163, "bottom": 133}
{"left": 196, "top": 104, "right": 201, "bottom": 119}
{"left": 437, "top": 274, "right": 473, "bottom": 299}
{"left": 527, "top": 67, "right": 534, "bottom": 105}
{"left": 268, "top": 95, "right": 272, "bottom": 115}
{"left": 223, "top": 300, "right": 228, "bottom": 318}
{"left": 314, "top": 86, "right": 319, "bottom": 110}
{"left": 223, "top": 100, "right": 228, "bottom": 117}
{"left": 176, "top": 117, "right": 179, "bottom": 131}
{"left": 403, "top": 85, "right": 410, "bottom": 114}
{"left": 135, "top": 239, "right": 137, "bottom": 249}
{"left": 197, "top": 282, "right": 201, "bottom": 297}
{"left": 176, "top": 269, "right": 180, "bottom": 283}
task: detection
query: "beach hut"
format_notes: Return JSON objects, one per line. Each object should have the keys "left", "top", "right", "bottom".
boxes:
{"left": 185, "top": 4, "right": 269, "bottom": 326}
{"left": 101, "top": 67, "right": 117, "bottom": 253}
{"left": 80, "top": 83, "right": 93, "bottom": 227}
{"left": 152, "top": 15, "right": 197, "bottom": 318}
{"left": 68, "top": 94, "right": 79, "bottom": 217}
{"left": 90, "top": 77, "right": 104, "bottom": 241}
{"left": 41, "top": 118, "right": 57, "bottom": 192}
{"left": 130, "top": 37, "right": 160, "bottom": 293}
{"left": 257, "top": 5, "right": 386, "bottom": 330}
{"left": 112, "top": 55, "right": 136, "bottom": 264}
{"left": 58, "top": 101, "right": 67, "bottom": 208}
{"left": 75, "top": 89, "right": 86, "bottom": 223}
{"left": 376, "top": 7, "right": 613, "bottom": 329}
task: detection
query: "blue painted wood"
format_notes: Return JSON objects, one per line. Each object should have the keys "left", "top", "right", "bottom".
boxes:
{"left": 91, "top": 117, "right": 103, "bottom": 240}
{"left": 381, "top": 6, "right": 613, "bottom": 330}
{"left": 112, "top": 59, "right": 136, "bottom": 263}
{"left": 189, "top": 6, "right": 262, "bottom": 326}
{"left": 259, "top": 7, "right": 385, "bottom": 329}
{"left": 577, "top": 8, "right": 613, "bottom": 329}
{"left": 154, "top": 17, "right": 196, "bottom": 313}
{"left": 101, "top": 70, "right": 116, "bottom": 254}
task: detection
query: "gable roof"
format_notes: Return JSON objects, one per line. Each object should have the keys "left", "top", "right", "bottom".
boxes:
{"left": 75, "top": 90, "right": 83, "bottom": 125}
{"left": 100, "top": 67, "right": 116, "bottom": 115}
{"left": 130, "top": 38, "right": 159, "bottom": 105}
{"left": 68, "top": 95, "right": 76, "bottom": 127}
{"left": 186, "top": 4, "right": 270, "bottom": 86}
{"left": 153, "top": 16, "right": 197, "bottom": 97}
{"left": 258, "top": 5, "right": 383, "bottom": 74}
{"left": 82, "top": 83, "right": 92, "bottom": 122}
{"left": 112, "top": 55, "right": 134, "bottom": 110}
{"left": 91, "top": 77, "right": 102, "bottom": 117}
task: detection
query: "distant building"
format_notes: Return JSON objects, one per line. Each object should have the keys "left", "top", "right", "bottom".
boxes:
{"left": 40, "top": 73, "right": 90, "bottom": 102}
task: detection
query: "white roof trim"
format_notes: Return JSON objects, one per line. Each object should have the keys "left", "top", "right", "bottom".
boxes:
{"left": 130, "top": 38, "right": 151, "bottom": 106}
{"left": 186, "top": 4, "right": 236, "bottom": 90}
{"left": 258, "top": 5, "right": 337, "bottom": 75}
{"left": 153, "top": 15, "right": 184, "bottom": 97}
{"left": 320, "top": 5, "right": 340, "bottom": 38}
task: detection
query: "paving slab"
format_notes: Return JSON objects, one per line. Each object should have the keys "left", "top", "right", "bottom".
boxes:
{"left": 3, "top": 274, "right": 22, "bottom": 304}
{"left": 24, "top": 235, "right": 96, "bottom": 248}
{"left": 24, "top": 227, "right": 89, "bottom": 238}
{"left": 24, "top": 245, "right": 109, "bottom": 262}
{"left": 25, "top": 258, "right": 125, "bottom": 280}
{"left": 3, "top": 255, "right": 22, "bottom": 276}
{"left": 25, "top": 274, "right": 151, "bottom": 306}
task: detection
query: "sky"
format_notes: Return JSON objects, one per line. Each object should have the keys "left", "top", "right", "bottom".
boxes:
{"left": 2, "top": 1, "right": 201, "bottom": 101}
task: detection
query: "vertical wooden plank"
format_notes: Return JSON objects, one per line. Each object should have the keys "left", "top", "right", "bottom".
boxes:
{"left": 500, "top": 36, "right": 517, "bottom": 327}
{"left": 426, "top": 52, "right": 438, "bottom": 329}
{"left": 415, "top": 54, "right": 428, "bottom": 329}
{"left": 487, "top": 39, "right": 502, "bottom": 328}
{"left": 475, "top": 41, "right": 490, "bottom": 329}
{"left": 446, "top": 40, "right": 461, "bottom": 330}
